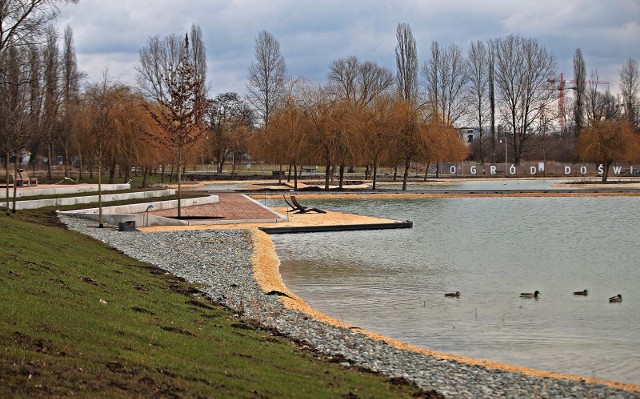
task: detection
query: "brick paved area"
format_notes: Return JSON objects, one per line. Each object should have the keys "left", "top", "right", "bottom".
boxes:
{"left": 149, "top": 193, "right": 282, "bottom": 221}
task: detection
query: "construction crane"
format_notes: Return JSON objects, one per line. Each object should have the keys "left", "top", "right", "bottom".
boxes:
{"left": 547, "top": 72, "right": 609, "bottom": 131}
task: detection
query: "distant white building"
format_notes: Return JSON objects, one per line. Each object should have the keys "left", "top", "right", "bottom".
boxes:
{"left": 458, "top": 127, "right": 481, "bottom": 144}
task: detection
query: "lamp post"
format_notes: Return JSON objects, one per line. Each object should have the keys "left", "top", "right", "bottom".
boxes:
{"left": 145, "top": 204, "right": 154, "bottom": 227}
{"left": 499, "top": 137, "right": 508, "bottom": 175}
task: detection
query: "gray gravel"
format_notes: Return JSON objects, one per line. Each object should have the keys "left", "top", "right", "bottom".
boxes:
{"left": 60, "top": 214, "right": 638, "bottom": 399}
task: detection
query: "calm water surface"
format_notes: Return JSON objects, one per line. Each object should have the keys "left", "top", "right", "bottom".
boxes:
{"left": 273, "top": 196, "right": 640, "bottom": 384}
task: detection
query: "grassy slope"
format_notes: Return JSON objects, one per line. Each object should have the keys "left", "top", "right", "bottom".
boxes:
{"left": 0, "top": 212, "right": 428, "bottom": 398}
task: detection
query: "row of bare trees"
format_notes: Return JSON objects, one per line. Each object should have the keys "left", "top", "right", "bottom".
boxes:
{"left": 245, "top": 24, "right": 638, "bottom": 185}
{"left": 0, "top": 0, "right": 79, "bottom": 214}
{"left": 4, "top": 11, "right": 639, "bottom": 211}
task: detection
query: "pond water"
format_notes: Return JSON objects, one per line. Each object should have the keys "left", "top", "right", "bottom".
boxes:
{"left": 378, "top": 178, "right": 570, "bottom": 191}
{"left": 272, "top": 196, "right": 640, "bottom": 384}
{"left": 190, "top": 178, "right": 639, "bottom": 193}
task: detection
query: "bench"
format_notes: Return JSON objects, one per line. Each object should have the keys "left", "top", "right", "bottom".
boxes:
{"left": 11, "top": 170, "right": 38, "bottom": 187}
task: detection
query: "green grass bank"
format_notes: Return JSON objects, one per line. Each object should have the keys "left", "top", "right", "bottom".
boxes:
{"left": 0, "top": 211, "right": 429, "bottom": 398}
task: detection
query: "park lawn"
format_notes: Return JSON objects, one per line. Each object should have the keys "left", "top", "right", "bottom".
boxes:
{"left": 0, "top": 212, "right": 427, "bottom": 398}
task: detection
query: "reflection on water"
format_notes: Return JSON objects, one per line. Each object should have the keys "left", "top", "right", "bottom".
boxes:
{"left": 273, "top": 196, "right": 640, "bottom": 384}
{"left": 190, "top": 178, "right": 637, "bottom": 192}
{"left": 378, "top": 178, "right": 570, "bottom": 191}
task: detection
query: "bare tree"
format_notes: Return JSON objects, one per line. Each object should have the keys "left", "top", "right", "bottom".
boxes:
{"left": 328, "top": 56, "right": 393, "bottom": 107}
{"left": 619, "top": 58, "right": 639, "bottom": 127}
{"left": 83, "top": 72, "right": 149, "bottom": 226}
{"left": 41, "top": 25, "right": 60, "bottom": 180}
{"left": 246, "top": 30, "right": 287, "bottom": 129}
{"left": 329, "top": 56, "right": 358, "bottom": 102}
{"left": 0, "top": 0, "right": 78, "bottom": 53}
{"left": 493, "top": 34, "right": 556, "bottom": 164}
{"left": 136, "top": 24, "right": 207, "bottom": 104}
{"left": 395, "top": 23, "right": 418, "bottom": 105}
{"left": 572, "top": 48, "right": 587, "bottom": 137}
{"left": 189, "top": 24, "right": 208, "bottom": 99}
{"left": 488, "top": 39, "right": 497, "bottom": 162}
{"left": 466, "top": 40, "right": 490, "bottom": 163}
{"left": 586, "top": 70, "right": 618, "bottom": 123}
{"left": 206, "top": 92, "right": 253, "bottom": 173}
{"left": 59, "top": 25, "right": 82, "bottom": 176}
{"left": 0, "top": 0, "right": 77, "bottom": 189}
{"left": 145, "top": 36, "right": 206, "bottom": 218}
{"left": 1, "top": 45, "right": 36, "bottom": 214}
{"left": 423, "top": 41, "right": 468, "bottom": 125}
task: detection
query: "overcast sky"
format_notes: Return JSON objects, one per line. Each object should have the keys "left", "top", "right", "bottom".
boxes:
{"left": 56, "top": 0, "right": 639, "bottom": 98}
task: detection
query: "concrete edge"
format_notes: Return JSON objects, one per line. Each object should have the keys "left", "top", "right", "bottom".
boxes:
{"left": 3, "top": 189, "right": 176, "bottom": 210}
{"left": 58, "top": 195, "right": 219, "bottom": 227}
{"left": 0, "top": 183, "right": 132, "bottom": 199}
{"left": 259, "top": 220, "right": 413, "bottom": 234}
{"left": 242, "top": 194, "right": 288, "bottom": 221}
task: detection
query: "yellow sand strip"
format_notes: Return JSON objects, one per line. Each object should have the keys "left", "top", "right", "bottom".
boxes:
{"left": 249, "top": 228, "right": 639, "bottom": 393}
{"left": 262, "top": 192, "right": 640, "bottom": 201}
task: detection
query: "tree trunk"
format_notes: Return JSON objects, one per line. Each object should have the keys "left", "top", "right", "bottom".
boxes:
{"left": 79, "top": 154, "right": 84, "bottom": 180}
{"left": 402, "top": 157, "right": 410, "bottom": 191}
{"left": 63, "top": 144, "right": 69, "bottom": 177}
{"left": 142, "top": 167, "right": 148, "bottom": 188}
{"left": 372, "top": 162, "right": 378, "bottom": 191}
{"left": 11, "top": 163, "right": 19, "bottom": 214}
{"left": 4, "top": 155, "right": 10, "bottom": 216}
{"left": 324, "top": 160, "right": 331, "bottom": 190}
{"left": 108, "top": 157, "right": 116, "bottom": 184}
{"left": 98, "top": 157, "right": 103, "bottom": 228}
{"left": 123, "top": 164, "right": 130, "bottom": 184}
{"left": 602, "top": 161, "right": 610, "bottom": 182}
{"left": 293, "top": 162, "right": 298, "bottom": 190}
{"left": 177, "top": 152, "right": 183, "bottom": 218}
{"left": 216, "top": 155, "right": 224, "bottom": 174}
{"left": 47, "top": 144, "right": 53, "bottom": 180}
{"left": 423, "top": 163, "right": 431, "bottom": 181}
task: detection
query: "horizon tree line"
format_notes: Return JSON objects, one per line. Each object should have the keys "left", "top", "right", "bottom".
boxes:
{"left": 2, "top": 16, "right": 639, "bottom": 204}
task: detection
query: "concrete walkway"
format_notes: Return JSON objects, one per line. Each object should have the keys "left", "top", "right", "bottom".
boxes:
{"left": 0, "top": 183, "right": 130, "bottom": 199}
{"left": 149, "top": 193, "right": 286, "bottom": 224}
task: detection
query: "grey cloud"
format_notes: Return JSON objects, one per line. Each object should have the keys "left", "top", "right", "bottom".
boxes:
{"left": 57, "top": 0, "right": 637, "bottom": 96}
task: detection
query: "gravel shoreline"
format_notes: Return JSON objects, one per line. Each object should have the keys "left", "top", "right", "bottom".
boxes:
{"left": 60, "top": 214, "right": 638, "bottom": 398}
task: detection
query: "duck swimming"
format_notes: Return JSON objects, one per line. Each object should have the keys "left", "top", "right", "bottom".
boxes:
{"left": 444, "top": 291, "right": 461, "bottom": 297}
{"left": 520, "top": 290, "right": 540, "bottom": 298}
{"left": 573, "top": 289, "right": 589, "bottom": 296}
{"left": 609, "top": 294, "right": 622, "bottom": 303}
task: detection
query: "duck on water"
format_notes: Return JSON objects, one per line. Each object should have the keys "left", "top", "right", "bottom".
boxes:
{"left": 609, "top": 294, "right": 622, "bottom": 303}
{"left": 520, "top": 290, "right": 540, "bottom": 298}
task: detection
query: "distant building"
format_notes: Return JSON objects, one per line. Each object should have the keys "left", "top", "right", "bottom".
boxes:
{"left": 458, "top": 127, "right": 481, "bottom": 144}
